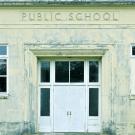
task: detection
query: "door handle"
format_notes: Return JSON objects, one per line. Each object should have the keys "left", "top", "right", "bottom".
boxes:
{"left": 67, "top": 111, "right": 72, "bottom": 117}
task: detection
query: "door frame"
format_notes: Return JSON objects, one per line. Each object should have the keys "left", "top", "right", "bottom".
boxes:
{"left": 38, "top": 57, "right": 101, "bottom": 132}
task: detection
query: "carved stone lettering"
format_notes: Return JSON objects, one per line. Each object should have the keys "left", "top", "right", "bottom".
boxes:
{"left": 21, "top": 11, "right": 119, "bottom": 23}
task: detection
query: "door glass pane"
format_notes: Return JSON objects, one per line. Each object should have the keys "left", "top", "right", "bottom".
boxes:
{"left": 41, "top": 61, "right": 50, "bottom": 82}
{"left": 0, "top": 59, "right": 6, "bottom": 75}
{"left": 0, "top": 77, "right": 6, "bottom": 92}
{"left": 40, "top": 88, "right": 50, "bottom": 116}
{"left": 89, "top": 88, "right": 99, "bottom": 116}
{"left": 0, "top": 46, "right": 7, "bottom": 55}
{"left": 55, "top": 61, "right": 69, "bottom": 82}
{"left": 89, "top": 61, "right": 99, "bottom": 82}
{"left": 70, "top": 61, "right": 84, "bottom": 82}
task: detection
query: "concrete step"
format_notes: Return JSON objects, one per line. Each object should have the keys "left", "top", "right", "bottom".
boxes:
{"left": 31, "top": 133, "right": 101, "bottom": 135}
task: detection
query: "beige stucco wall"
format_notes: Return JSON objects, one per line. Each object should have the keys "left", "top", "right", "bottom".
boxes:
{"left": 0, "top": 6, "right": 135, "bottom": 135}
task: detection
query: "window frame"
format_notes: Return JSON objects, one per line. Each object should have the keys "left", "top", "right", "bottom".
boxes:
{"left": 0, "top": 45, "right": 8, "bottom": 96}
{"left": 87, "top": 60, "right": 101, "bottom": 120}
{"left": 130, "top": 44, "right": 135, "bottom": 97}
{"left": 38, "top": 58, "right": 101, "bottom": 132}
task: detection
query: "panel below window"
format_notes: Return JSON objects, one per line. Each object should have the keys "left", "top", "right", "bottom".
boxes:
{"left": 0, "top": 77, "right": 6, "bottom": 92}
{"left": 89, "top": 88, "right": 99, "bottom": 116}
{"left": 40, "top": 88, "right": 50, "bottom": 116}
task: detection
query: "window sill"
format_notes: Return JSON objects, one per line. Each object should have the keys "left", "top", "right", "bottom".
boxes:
{"left": 0, "top": 93, "right": 9, "bottom": 99}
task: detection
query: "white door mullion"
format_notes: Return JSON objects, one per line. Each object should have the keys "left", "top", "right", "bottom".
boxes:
{"left": 37, "top": 61, "right": 40, "bottom": 131}
{"left": 51, "top": 61, "right": 55, "bottom": 132}
{"left": 69, "top": 61, "right": 70, "bottom": 83}
{"left": 88, "top": 60, "right": 101, "bottom": 132}
{"left": 98, "top": 61, "right": 101, "bottom": 120}
{"left": 85, "top": 60, "right": 89, "bottom": 132}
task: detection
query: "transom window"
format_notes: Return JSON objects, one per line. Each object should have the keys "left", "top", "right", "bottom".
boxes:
{"left": 89, "top": 61, "right": 99, "bottom": 82}
{"left": 40, "top": 60, "right": 99, "bottom": 83}
{"left": 55, "top": 61, "right": 84, "bottom": 83}
{"left": 40, "top": 61, "right": 50, "bottom": 83}
{"left": 0, "top": 45, "right": 7, "bottom": 93}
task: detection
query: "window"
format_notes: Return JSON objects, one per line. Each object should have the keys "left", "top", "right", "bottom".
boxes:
{"left": 41, "top": 61, "right": 50, "bottom": 83}
{"left": 0, "top": 46, "right": 7, "bottom": 93}
{"left": 55, "top": 61, "right": 69, "bottom": 82}
{"left": 70, "top": 61, "right": 84, "bottom": 82}
{"left": 55, "top": 61, "right": 84, "bottom": 83}
{"left": 89, "top": 88, "right": 99, "bottom": 116}
{"left": 132, "top": 46, "right": 135, "bottom": 56}
{"left": 40, "top": 88, "right": 50, "bottom": 116}
{"left": 0, "top": 46, "right": 7, "bottom": 55}
{"left": 89, "top": 61, "right": 99, "bottom": 82}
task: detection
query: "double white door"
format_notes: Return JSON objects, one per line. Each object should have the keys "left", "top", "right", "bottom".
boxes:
{"left": 39, "top": 60, "right": 100, "bottom": 132}
{"left": 54, "top": 85, "right": 85, "bottom": 132}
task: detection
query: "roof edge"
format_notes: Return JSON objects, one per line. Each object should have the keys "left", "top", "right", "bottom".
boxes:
{"left": 0, "top": 1, "right": 135, "bottom": 7}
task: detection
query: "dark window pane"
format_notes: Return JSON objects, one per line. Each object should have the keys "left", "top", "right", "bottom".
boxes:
{"left": 0, "top": 46, "right": 7, "bottom": 55}
{"left": 0, "top": 77, "right": 6, "bottom": 92}
{"left": 70, "top": 61, "right": 84, "bottom": 82}
{"left": 55, "top": 61, "right": 69, "bottom": 82}
{"left": 0, "top": 59, "right": 6, "bottom": 75}
{"left": 89, "top": 61, "right": 99, "bottom": 82}
{"left": 40, "top": 88, "right": 50, "bottom": 116}
{"left": 41, "top": 61, "right": 50, "bottom": 82}
{"left": 89, "top": 88, "right": 99, "bottom": 116}
{"left": 132, "top": 46, "right": 135, "bottom": 55}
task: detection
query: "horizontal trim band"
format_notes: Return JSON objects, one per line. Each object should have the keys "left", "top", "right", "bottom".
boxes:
{"left": 0, "top": 1, "right": 135, "bottom": 7}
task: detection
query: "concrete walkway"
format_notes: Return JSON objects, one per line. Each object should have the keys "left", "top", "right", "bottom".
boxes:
{"left": 31, "top": 133, "right": 101, "bottom": 135}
